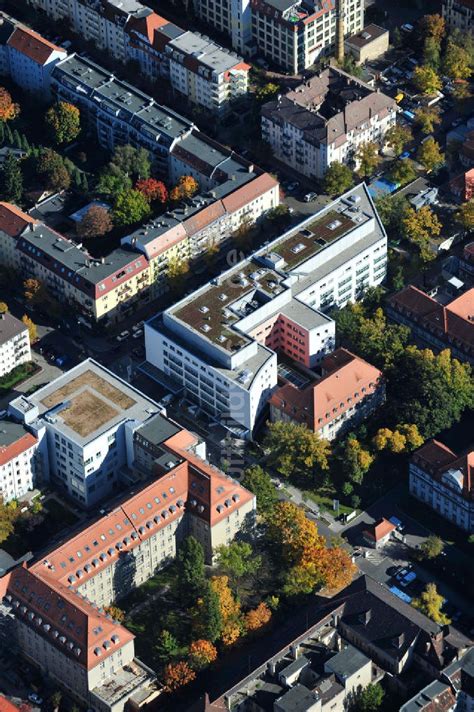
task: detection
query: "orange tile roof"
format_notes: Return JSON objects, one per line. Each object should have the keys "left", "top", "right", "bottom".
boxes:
{"left": 0, "top": 696, "right": 21, "bottom": 712}
{"left": 364, "top": 518, "right": 396, "bottom": 542}
{"left": 0, "top": 432, "right": 37, "bottom": 466}
{"left": 183, "top": 201, "right": 226, "bottom": 236}
{"left": 222, "top": 173, "right": 279, "bottom": 214}
{"left": 7, "top": 26, "right": 63, "bottom": 65}
{"left": 0, "top": 202, "right": 36, "bottom": 237}
{"left": 6, "top": 566, "right": 133, "bottom": 671}
{"left": 126, "top": 11, "right": 169, "bottom": 45}
{"left": 446, "top": 289, "right": 474, "bottom": 321}
{"left": 269, "top": 348, "right": 382, "bottom": 431}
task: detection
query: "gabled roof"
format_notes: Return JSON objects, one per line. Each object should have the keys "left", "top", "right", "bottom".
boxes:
{"left": 7, "top": 26, "right": 63, "bottom": 65}
{"left": 363, "top": 518, "right": 396, "bottom": 542}
{"left": 6, "top": 566, "right": 133, "bottom": 671}
{"left": 0, "top": 201, "right": 36, "bottom": 237}
{"left": 412, "top": 440, "right": 474, "bottom": 501}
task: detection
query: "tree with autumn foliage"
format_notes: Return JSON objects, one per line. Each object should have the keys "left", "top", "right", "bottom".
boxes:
{"left": 113, "top": 188, "right": 151, "bottom": 226}
{"left": 0, "top": 302, "right": 8, "bottom": 314}
{"left": 209, "top": 576, "right": 243, "bottom": 646}
{"left": 413, "top": 66, "right": 442, "bottom": 95}
{"left": 188, "top": 639, "right": 217, "bottom": 670}
{"left": 456, "top": 200, "right": 474, "bottom": 233}
{"left": 412, "top": 583, "right": 450, "bottom": 624}
{"left": 402, "top": 205, "right": 442, "bottom": 262}
{"left": 170, "top": 175, "right": 199, "bottom": 202}
{"left": 414, "top": 106, "right": 441, "bottom": 135}
{"left": 24, "top": 278, "right": 47, "bottom": 306}
{"left": 373, "top": 424, "right": 424, "bottom": 453}
{"left": 355, "top": 141, "right": 380, "bottom": 179}
{"left": 135, "top": 178, "right": 168, "bottom": 204}
{"left": 167, "top": 254, "right": 189, "bottom": 297}
{"left": 36, "top": 148, "right": 71, "bottom": 192}
{"left": 339, "top": 436, "right": 374, "bottom": 486}
{"left": 103, "top": 605, "right": 125, "bottom": 623}
{"left": 263, "top": 420, "right": 330, "bottom": 483}
{"left": 245, "top": 602, "right": 272, "bottom": 632}
{"left": 45, "top": 101, "right": 81, "bottom": 145}
{"left": 384, "top": 125, "right": 412, "bottom": 157}
{"left": 77, "top": 205, "right": 113, "bottom": 239}
{"left": 266, "top": 501, "right": 355, "bottom": 595}
{"left": 443, "top": 39, "right": 473, "bottom": 81}
{"left": 163, "top": 661, "right": 196, "bottom": 691}
{"left": 416, "top": 137, "right": 445, "bottom": 174}
{"left": 21, "top": 314, "right": 37, "bottom": 343}
{"left": 0, "top": 87, "right": 19, "bottom": 122}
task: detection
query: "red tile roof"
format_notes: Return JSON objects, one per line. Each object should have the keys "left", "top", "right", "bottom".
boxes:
{"left": 7, "top": 26, "right": 63, "bottom": 65}
{"left": 388, "top": 286, "right": 474, "bottom": 358}
{"left": 412, "top": 441, "right": 474, "bottom": 501}
{"left": 0, "top": 202, "right": 36, "bottom": 237}
{"left": 269, "top": 348, "right": 382, "bottom": 431}
{"left": 222, "top": 173, "right": 278, "bottom": 214}
{"left": 0, "top": 432, "right": 37, "bottom": 467}
{"left": 126, "top": 12, "right": 169, "bottom": 45}
{"left": 0, "top": 696, "right": 21, "bottom": 712}
{"left": 6, "top": 566, "right": 134, "bottom": 671}
{"left": 364, "top": 518, "right": 396, "bottom": 542}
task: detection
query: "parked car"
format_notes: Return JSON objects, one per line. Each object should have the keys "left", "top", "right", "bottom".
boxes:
{"left": 132, "top": 328, "right": 143, "bottom": 339}
{"left": 116, "top": 330, "right": 130, "bottom": 342}
{"left": 28, "top": 693, "right": 43, "bottom": 705}
{"left": 304, "top": 191, "right": 318, "bottom": 202}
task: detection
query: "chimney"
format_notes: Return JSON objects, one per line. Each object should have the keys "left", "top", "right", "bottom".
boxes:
{"left": 336, "top": 0, "right": 345, "bottom": 64}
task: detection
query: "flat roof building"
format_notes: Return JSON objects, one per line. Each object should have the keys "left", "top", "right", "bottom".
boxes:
{"left": 0, "top": 311, "right": 31, "bottom": 379}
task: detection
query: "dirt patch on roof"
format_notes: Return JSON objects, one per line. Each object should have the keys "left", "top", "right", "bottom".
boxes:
{"left": 59, "top": 390, "right": 119, "bottom": 437}
{"left": 41, "top": 370, "right": 136, "bottom": 411}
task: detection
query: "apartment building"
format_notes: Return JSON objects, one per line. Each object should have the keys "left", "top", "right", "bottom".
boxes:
{"left": 0, "top": 14, "right": 66, "bottom": 98}
{"left": 7, "top": 359, "right": 167, "bottom": 508}
{"left": 165, "top": 33, "right": 250, "bottom": 114}
{"left": 50, "top": 54, "right": 195, "bottom": 175}
{"left": 344, "top": 23, "right": 389, "bottom": 65}
{"left": 0, "top": 420, "right": 38, "bottom": 503}
{"left": 145, "top": 183, "right": 387, "bottom": 436}
{"left": 261, "top": 67, "right": 396, "bottom": 179}
{"left": 387, "top": 286, "right": 474, "bottom": 366}
{"left": 0, "top": 312, "right": 31, "bottom": 378}
{"left": 208, "top": 575, "right": 469, "bottom": 709}
{"left": 27, "top": 0, "right": 250, "bottom": 113}
{"left": 442, "top": 0, "right": 474, "bottom": 32}
{"left": 2, "top": 566, "right": 159, "bottom": 712}
{"left": 269, "top": 348, "right": 384, "bottom": 440}
{"left": 409, "top": 440, "right": 474, "bottom": 533}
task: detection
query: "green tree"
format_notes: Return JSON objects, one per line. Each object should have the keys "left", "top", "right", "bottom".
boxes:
{"left": 20, "top": 134, "right": 30, "bottom": 153}
{"left": 413, "top": 65, "right": 442, "bottom": 95}
{"left": 419, "top": 535, "right": 444, "bottom": 560}
{"left": 417, "top": 137, "right": 444, "bottom": 173}
{"left": 419, "top": 13, "right": 445, "bottom": 44}
{"left": 392, "top": 27, "right": 402, "bottom": 49}
{"left": 355, "top": 141, "right": 380, "bottom": 178}
{"left": 341, "top": 55, "right": 364, "bottom": 78}
{"left": 412, "top": 582, "right": 450, "bottom": 624}
{"left": 45, "top": 101, "right": 81, "bottom": 144}
{"left": 374, "top": 194, "right": 410, "bottom": 239}
{"left": 402, "top": 205, "right": 442, "bottom": 262}
{"left": 415, "top": 106, "right": 441, "bottom": 135}
{"left": 12, "top": 129, "right": 21, "bottom": 149}
{"left": 323, "top": 161, "right": 354, "bottom": 197}
{"left": 241, "top": 465, "right": 277, "bottom": 515}
{"left": 112, "top": 188, "right": 151, "bottom": 226}
{"left": 256, "top": 82, "right": 280, "bottom": 103}
{"left": 0, "top": 152, "right": 23, "bottom": 202}
{"left": 384, "top": 124, "right": 412, "bottom": 157}
{"left": 263, "top": 421, "right": 330, "bottom": 483}
{"left": 443, "top": 39, "right": 473, "bottom": 80}
{"left": 0, "top": 497, "right": 17, "bottom": 544}
{"left": 390, "top": 158, "right": 416, "bottom": 186}
{"left": 154, "top": 630, "right": 180, "bottom": 666}
{"left": 177, "top": 536, "right": 206, "bottom": 604}
{"left": 97, "top": 165, "right": 132, "bottom": 196}
{"left": 423, "top": 36, "right": 441, "bottom": 70}
{"left": 266, "top": 204, "right": 290, "bottom": 224}
{"left": 339, "top": 436, "right": 374, "bottom": 486}
{"left": 355, "top": 682, "right": 385, "bottom": 712}
{"left": 110, "top": 144, "right": 150, "bottom": 180}
{"left": 196, "top": 582, "right": 223, "bottom": 643}
{"left": 387, "top": 347, "right": 474, "bottom": 438}
{"left": 215, "top": 541, "right": 261, "bottom": 582}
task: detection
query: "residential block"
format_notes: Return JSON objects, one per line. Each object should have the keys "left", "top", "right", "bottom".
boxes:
{"left": 261, "top": 67, "right": 396, "bottom": 179}
{"left": 0, "top": 312, "right": 31, "bottom": 378}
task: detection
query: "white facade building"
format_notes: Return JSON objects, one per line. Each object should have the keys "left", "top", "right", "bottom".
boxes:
{"left": 8, "top": 360, "right": 164, "bottom": 508}
{"left": 262, "top": 67, "right": 396, "bottom": 179}
{"left": 0, "top": 312, "right": 31, "bottom": 379}
{"left": 0, "top": 420, "right": 38, "bottom": 502}
{"left": 410, "top": 440, "right": 474, "bottom": 534}
{"left": 145, "top": 183, "right": 387, "bottom": 436}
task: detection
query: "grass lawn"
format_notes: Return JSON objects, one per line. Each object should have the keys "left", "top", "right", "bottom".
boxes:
{"left": 0, "top": 361, "right": 40, "bottom": 392}
{"left": 302, "top": 490, "right": 354, "bottom": 517}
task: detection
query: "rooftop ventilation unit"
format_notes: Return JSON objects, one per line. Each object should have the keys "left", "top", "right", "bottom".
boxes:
{"left": 327, "top": 220, "right": 342, "bottom": 230}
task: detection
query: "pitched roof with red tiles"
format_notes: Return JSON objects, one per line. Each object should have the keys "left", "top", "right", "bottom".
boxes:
{"left": 0, "top": 696, "right": 21, "bottom": 712}
{"left": 126, "top": 11, "right": 169, "bottom": 45}
{"left": 6, "top": 566, "right": 133, "bottom": 671}
{"left": 412, "top": 440, "right": 474, "bottom": 501}
{"left": 364, "top": 518, "right": 396, "bottom": 542}
{"left": 388, "top": 286, "right": 474, "bottom": 358}
{"left": 0, "top": 202, "right": 36, "bottom": 237}
{"left": 222, "top": 172, "right": 279, "bottom": 214}
{"left": 0, "top": 431, "right": 37, "bottom": 467}
{"left": 7, "top": 26, "right": 63, "bottom": 65}
{"left": 269, "top": 348, "right": 383, "bottom": 431}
